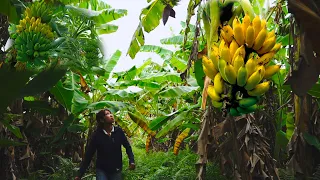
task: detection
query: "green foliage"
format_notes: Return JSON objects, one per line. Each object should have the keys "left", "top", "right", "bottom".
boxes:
{"left": 0, "top": 0, "right": 19, "bottom": 24}
{"left": 26, "top": 155, "right": 80, "bottom": 180}
{"left": 127, "top": 0, "right": 165, "bottom": 59}
{"left": 122, "top": 145, "right": 226, "bottom": 180}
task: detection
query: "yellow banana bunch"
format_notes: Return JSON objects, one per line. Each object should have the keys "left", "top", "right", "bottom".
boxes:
{"left": 201, "top": 6, "right": 284, "bottom": 117}
{"left": 16, "top": 15, "right": 54, "bottom": 40}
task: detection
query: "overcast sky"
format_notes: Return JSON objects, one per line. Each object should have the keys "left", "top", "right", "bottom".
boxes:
{"left": 100, "top": 0, "right": 194, "bottom": 72}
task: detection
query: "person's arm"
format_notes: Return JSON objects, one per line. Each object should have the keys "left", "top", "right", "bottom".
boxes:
{"left": 77, "top": 132, "right": 97, "bottom": 178}
{"left": 121, "top": 129, "right": 135, "bottom": 165}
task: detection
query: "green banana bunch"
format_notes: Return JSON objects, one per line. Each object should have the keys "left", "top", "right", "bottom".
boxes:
{"left": 83, "top": 39, "right": 102, "bottom": 67}
{"left": 14, "top": 31, "right": 52, "bottom": 65}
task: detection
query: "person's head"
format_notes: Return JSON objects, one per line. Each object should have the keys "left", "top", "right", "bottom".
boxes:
{"left": 96, "top": 109, "right": 114, "bottom": 128}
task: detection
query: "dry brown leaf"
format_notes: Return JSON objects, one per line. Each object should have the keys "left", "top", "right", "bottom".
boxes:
{"left": 212, "top": 120, "right": 230, "bottom": 139}
{"left": 250, "top": 153, "right": 260, "bottom": 173}
{"left": 78, "top": 73, "right": 90, "bottom": 93}
{"left": 20, "top": 145, "right": 30, "bottom": 160}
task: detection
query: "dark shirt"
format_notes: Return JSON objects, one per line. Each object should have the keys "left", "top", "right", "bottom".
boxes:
{"left": 78, "top": 126, "right": 134, "bottom": 177}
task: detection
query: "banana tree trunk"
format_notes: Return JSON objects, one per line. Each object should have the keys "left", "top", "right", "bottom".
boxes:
{"left": 287, "top": 94, "right": 316, "bottom": 178}
{"left": 196, "top": 106, "right": 213, "bottom": 180}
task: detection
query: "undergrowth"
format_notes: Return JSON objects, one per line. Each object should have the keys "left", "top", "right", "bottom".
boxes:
{"left": 25, "top": 137, "right": 226, "bottom": 180}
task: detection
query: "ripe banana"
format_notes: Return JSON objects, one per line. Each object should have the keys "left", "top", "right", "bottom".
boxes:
{"left": 202, "top": 55, "right": 215, "bottom": 71}
{"left": 229, "top": 39, "right": 239, "bottom": 61}
{"left": 255, "top": 65, "right": 265, "bottom": 81}
{"left": 252, "top": 27, "right": 267, "bottom": 50}
{"left": 202, "top": 56, "right": 217, "bottom": 80}
{"left": 257, "top": 52, "right": 275, "bottom": 65}
{"left": 203, "top": 65, "right": 216, "bottom": 81}
{"left": 257, "top": 36, "right": 276, "bottom": 54}
{"left": 237, "top": 66, "right": 248, "bottom": 87}
{"left": 221, "top": 25, "right": 233, "bottom": 44}
{"left": 218, "top": 59, "right": 228, "bottom": 82}
{"left": 267, "top": 30, "right": 275, "bottom": 39}
{"left": 233, "top": 55, "right": 244, "bottom": 73}
{"left": 220, "top": 46, "right": 232, "bottom": 63}
{"left": 247, "top": 81, "right": 271, "bottom": 96}
{"left": 239, "top": 97, "right": 259, "bottom": 108}
{"left": 270, "top": 43, "right": 282, "bottom": 53}
{"left": 242, "top": 14, "right": 250, "bottom": 39}
{"left": 232, "top": 17, "right": 241, "bottom": 30}
{"left": 264, "top": 65, "right": 280, "bottom": 79}
{"left": 245, "top": 58, "right": 257, "bottom": 76}
{"left": 252, "top": 15, "right": 261, "bottom": 39}
{"left": 261, "top": 19, "right": 266, "bottom": 29}
{"left": 246, "top": 24, "right": 255, "bottom": 48}
{"left": 232, "top": 45, "right": 245, "bottom": 63}
{"left": 213, "top": 73, "right": 224, "bottom": 94}
{"left": 234, "top": 24, "right": 245, "bottom": 46}
{"left": 224, "top": 63, "right": 237, "bottom": 84}
{"left": 219, "top": 39, "right": 226, "bottom": 55}
{"left": 209, "top": 45, "right": 219, "bottom": 70}
{"left": 244, "top": 69, "right": 262, "bottom": 91}
{"left": 207, "top": 85, "right": 221, "bottom": 101}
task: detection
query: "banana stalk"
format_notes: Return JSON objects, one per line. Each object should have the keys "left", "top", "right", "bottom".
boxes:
{"left": 202, "top": 3, "right": 211, "bottom": 50}
{"left": 209, "top": 0, "right": 220, "bottom": 47}
{"left": 223, "top": 0, "right": 255, "bottom": 20}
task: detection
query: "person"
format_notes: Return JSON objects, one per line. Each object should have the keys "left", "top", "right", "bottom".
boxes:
{"left": 75, "top": 109, "right": 135, "bottom": 180}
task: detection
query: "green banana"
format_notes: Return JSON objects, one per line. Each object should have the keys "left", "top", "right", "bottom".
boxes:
{"left": 230, "top": 108, "right": 241, "bottom": 116}
{"left": 212, "top": 101, "right": 223, "bottom": 109}
{"left": 236, "top": 66, "right": 248, "bottom": 87}
{"left": 238, "top": 97, "right": 259, "bottom": 108}
{"left": 236, "top": 104, "right": 258, "bottom": 114}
